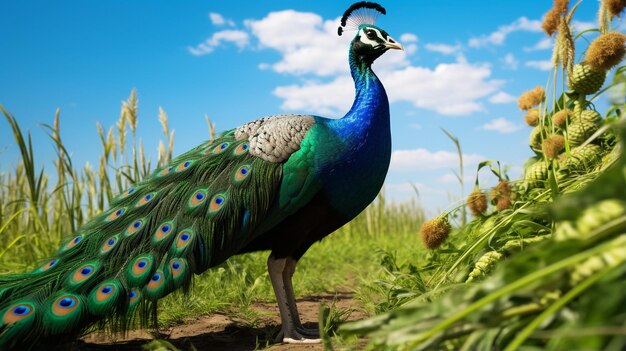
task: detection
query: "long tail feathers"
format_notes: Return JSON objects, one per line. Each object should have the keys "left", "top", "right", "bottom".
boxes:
{"left": 0, "top": 130, "right": 284, "bottom": 350}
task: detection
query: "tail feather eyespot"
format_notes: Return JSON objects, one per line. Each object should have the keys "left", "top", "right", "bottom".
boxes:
{"left": 169, "top": 258, "right": 189, "bottom": 288}
{"left": 127, "top": 254, "right": 154, "bottom": 287}
{"left": 212, "top": 142, "right": 230, "bottom": 154}
{"left": 172, "top": 229, "right": 194, "bottom": 254}
{"left": 128, "top": 289, "right": 141, "bottom": 310}
{"left": 233, "top": 143, "right": 249, "bottom": 155}
{"left": 88, "top": 280, "right": 122, "bottom": 316}
{"left": 60, "top": 235, "right": 83, "bottom": 252}
{"left": 45, "top": 293, "right": 85, "bottom": 333}
{"left": 136, "top": 192, "right": 156, "bottom": 207}
{"left": 144, "top": 270, "right": 169, "bottom": 300}
{"left": 159, "top": 166, "right": 174, "bottom": 176}
{"left": 153, "top": 221, "right": 175, "bottom": 243}
{"left": 121, "top": 187, "right": 136, "bottom": 198}
{"left": 67, "top": 262, "right": 100, "bottom": 289}
{"left": 126, "top": 219, "right": 145, "bottom": 236}
{"left": 209, "top": 193, "right": 227, "bottom": 214}
{"left": 100, "top": 235, "right": 119, "bottom": 254}
{"left": 106, "top": 207, "right": 126, "bottom": 222}
{"left": 33, "top": 258, "right": 59, "bottom": 274}
{"left": 189, "top": 189, "right": 207, "bottom": 208}
{"left": 233, "top": 165, "right": 251, "bottom": 184}
{"left": 176, "top": 160, "right": 194, "bottom": 172}
{"left": 2, "top": 302, "right": 36, "bottom": 325}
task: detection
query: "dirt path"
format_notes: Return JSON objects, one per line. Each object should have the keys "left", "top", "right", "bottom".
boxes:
{"left": 77, "top": 292, "right": 367, "bottom": 351}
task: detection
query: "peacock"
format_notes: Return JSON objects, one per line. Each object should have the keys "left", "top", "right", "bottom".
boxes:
{"left": 0, "top": 2, "right": 402, "bottom": 349}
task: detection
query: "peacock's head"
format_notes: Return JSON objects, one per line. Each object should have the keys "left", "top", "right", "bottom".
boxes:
{"left": 350, "top": 24, "right": 402, "bottom": 64}
{"left": 338, "top": 2, "right": 402, "bottom": 66}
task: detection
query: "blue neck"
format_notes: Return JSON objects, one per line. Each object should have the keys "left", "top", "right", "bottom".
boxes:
{"left": 330, "top": 51, "right": 390, "bottom": 142}
{"left": 319, "top": 52, "right": 392, "bottom": 217}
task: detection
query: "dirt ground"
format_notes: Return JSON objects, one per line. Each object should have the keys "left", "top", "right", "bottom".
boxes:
{"left": 75, "top": 292, "right": 367, "bottom": 351}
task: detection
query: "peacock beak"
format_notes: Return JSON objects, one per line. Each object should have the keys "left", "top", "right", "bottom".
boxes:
{"left": 384, "top": 36, "right": 403, "bottom": 50}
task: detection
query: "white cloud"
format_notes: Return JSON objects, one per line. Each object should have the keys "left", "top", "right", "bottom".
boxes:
{"left": 469, "top": 17, "right": 542, "bottom": 48}
{"left": 186, "top": 10, "right": 491, "bottom": 117}
{"left": 399, "top": 33, "right": 419, "bottom": 54}
{"left": 525, "top": 60, "right": 553, "bottom": 71}
{"left": 390, "top": 148, "right": 485, "bottom": 172}
{"left": 386, "top": 182, "right": 444, "bottom": 196}
{"left": 409, "top": 123, "right": 422, "bottom": 129}
{"left": 503, "top": 53, "right": 518, "bottom": 69}
{"left": 188, "top": 30, "right": 250, "bottom": 56}
{"left": 489, "top": 91, "right": 516, "bottom": 104}
{"left": 438, "top": 173, "right": 474, "bottom": 184}
{"left": 273, "top": 76, "right": 354, "bottom": 116}
{"left": 524, "top": 38, "right": 553, "bottom": 51}
{"left": 403, "top": 43, "right": 418, "bottom": 55}
{"left": 385, "top": 181, "right": 453, "bottom": 214}
{"left": 572, "top": 20, "right": 595, "bottom": 33}
{"left": 246, "top": 11, "right": 350, "bottom": 76}
{"left": 382, "top": 58, "right": 503, "bottom": 115}
{"left": 425, "top": 43, "right": 461, "bottom": 55}
{"left": 209, "top": 12, "right": 235, "bottom": 26}
{"left": 400, "top": 33, "right": 418, "bottom": 43}
{"left": 273, "top": 57, "right": 502, "bottom": 116}
{"left": 480, "top": 118, "right": 522, "bottom": 133}
{"left": 246, "top": 10, "right": 411, "bottom": 76}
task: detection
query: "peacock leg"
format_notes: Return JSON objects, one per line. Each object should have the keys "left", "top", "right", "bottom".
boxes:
{"left": 283, "top": 257, "right": 320, "bottom": 338}
{"left": 268, "top": 256, "right": 321, "bottom": 344}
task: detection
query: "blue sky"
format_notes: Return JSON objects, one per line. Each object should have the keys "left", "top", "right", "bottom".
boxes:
{"left": 0, "top": 1, "right": 615, "bottom": 214}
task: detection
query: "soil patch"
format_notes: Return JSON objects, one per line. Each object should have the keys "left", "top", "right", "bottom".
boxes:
{"left": 76, "top": 292, "right": 367, "bottom": 351}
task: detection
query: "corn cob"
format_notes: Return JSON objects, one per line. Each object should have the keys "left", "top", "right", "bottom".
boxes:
{"left": 466, "top": 251, "right": 503, "bottom": 283}
{"left": 569, "top": 62, "right": 606, "bottom": 95}
{"left": 566, "top": 119, "right": 598, "bottom": 146}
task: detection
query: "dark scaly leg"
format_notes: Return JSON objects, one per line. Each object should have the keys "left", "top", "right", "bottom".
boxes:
{"left": 283, "top": 257, "right": 320, "bottom": 337}
{"left": 268, "top": 255, "right": 321, "bottom": 344}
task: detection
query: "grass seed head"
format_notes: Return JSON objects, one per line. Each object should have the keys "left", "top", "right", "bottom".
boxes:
{"left": 542, "top": 0, "right": 569, "bottom": 36}
{"left": 542, "top": 134, "right": 566, "bottom": 159}
{"left": 419, "top": 216, "right": 451, "bottom": 250}
{"left": 606, "top": 0, "right": 626, "bottom": 18}
{"left": 496, "top": 196, "right": 512, "bottom": 211}
{"left": 490, "top": 180, "right": 512, "bottom": 202}
{"left": 518, "top": 86, "right": 546, "bottom": 110}
{"left": 524, "top": 108, "right": 541, "bottom": 126}
{"left": 467, "top": 190, "right": 488, "bottom": 217}
{"left": 584, "top": 32, "right": 626, "bottom": 71}
{"left": 542, "top": 8, "right": 561, "bottom": 36}
{"left": 552, "top": 109, "right": 571, "bottom": 128}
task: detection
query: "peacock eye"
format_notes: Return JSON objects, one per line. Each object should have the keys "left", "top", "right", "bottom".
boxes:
{"left": 366, "top": 30, "right": 376, "bottom": 39}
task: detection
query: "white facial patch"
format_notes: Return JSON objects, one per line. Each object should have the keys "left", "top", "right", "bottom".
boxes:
{"left": 358, "top": 27, "right": 385, "bottom": 47}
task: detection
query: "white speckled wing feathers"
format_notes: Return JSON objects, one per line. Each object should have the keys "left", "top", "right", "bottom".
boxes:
{"left": 235, "top": 115, "right": 315, "bottom": 163}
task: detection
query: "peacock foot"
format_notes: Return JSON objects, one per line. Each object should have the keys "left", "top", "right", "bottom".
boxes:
{"left": 296, "top": 325, "right": 320, "bottom": 338}
{"left": 275, "top": 326, "right": 321, "bottom": 344}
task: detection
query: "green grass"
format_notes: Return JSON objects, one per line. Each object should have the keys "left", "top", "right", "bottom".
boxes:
{"left": 157, "top": 221, "right": 426, "bottom": 327}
